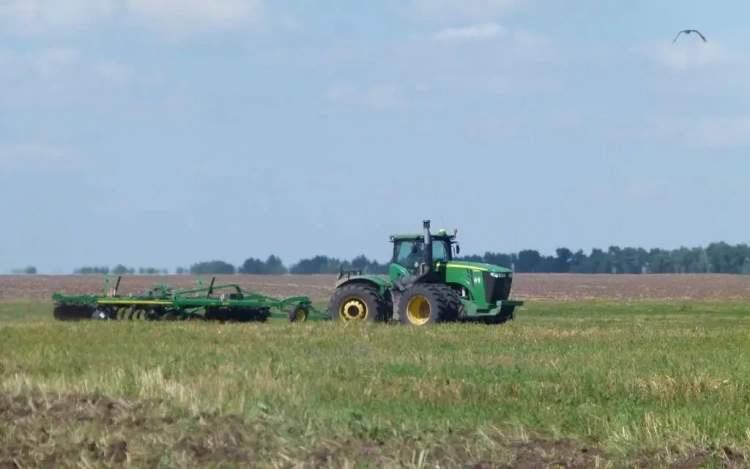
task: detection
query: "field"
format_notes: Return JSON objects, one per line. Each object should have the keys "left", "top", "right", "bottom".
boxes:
{"left": 1, "top": 274, "right": 750, "bottom": 468}
{"left": 5, "top": 272, "right": 750, "bottom": 302}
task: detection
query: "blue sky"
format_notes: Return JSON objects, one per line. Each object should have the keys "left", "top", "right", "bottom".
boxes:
{"left": 1, "top": 0, "right": 749, "bottom": 273}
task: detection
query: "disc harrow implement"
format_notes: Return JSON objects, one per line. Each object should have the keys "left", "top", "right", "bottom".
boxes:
{"left": 51, "top": 275, "right": 327, "bottom": 323}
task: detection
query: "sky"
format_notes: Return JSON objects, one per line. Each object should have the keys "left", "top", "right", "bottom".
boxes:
{"left": 1, "top": 0, "right": 749, "bottom": 273}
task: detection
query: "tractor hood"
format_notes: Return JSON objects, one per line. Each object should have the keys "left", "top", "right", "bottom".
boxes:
{"left": 435, "top": 260, "right": 513, "bottom": 275}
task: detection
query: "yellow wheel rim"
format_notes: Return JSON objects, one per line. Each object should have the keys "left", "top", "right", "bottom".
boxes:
{"left": 406, "top": 295, "right": 431, "bottom": 325}
{"left": 293, "top": 308, "right": 308, "bottom": 322}
{"left": 340, "top": 298, "right": 368, "bottom": 320}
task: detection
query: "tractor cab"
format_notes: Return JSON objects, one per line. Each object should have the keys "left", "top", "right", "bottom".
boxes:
{"left": 389, "top": 228, "right": 460, "bottom": 276}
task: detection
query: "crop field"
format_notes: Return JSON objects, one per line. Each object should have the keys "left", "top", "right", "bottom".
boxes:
{"left": 1, "top": 274, "right": 750, "bottom": 468}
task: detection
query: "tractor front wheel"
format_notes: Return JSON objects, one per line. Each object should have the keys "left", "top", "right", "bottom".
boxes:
{"left": 397, "top": 284, "right": 460, "bottom": 325}
{"left": 327, "top": 283, "right": 389, "bottom": 322}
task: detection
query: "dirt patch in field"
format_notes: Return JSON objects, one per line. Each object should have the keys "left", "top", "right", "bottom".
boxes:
{"left": 514, "top": 273, "right": 750, "bottom": 301}
{"left": 1, "top": 273, "right": 750, "bottom": 302}
{"left": 627, "top": 445, "right": 746, "bottom": 469}
{"left": 0, "top": 274, "right": 337, "bottom": 302}
{"left": 0, "top": 393, "right": 251, "bottom": 468}
{"left": 0, "top": 392, "right": 744, "bottom": 468}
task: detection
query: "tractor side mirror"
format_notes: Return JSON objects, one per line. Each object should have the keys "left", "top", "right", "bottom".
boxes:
{"left": 455, "top": 244, "right": 461, "bottom": 254}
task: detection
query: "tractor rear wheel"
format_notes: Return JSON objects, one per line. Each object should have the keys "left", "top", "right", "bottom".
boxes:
{"left": 397, "top": 284, "right": 461, "bottom": 325}
{"left": 327, "top": 283, "right": 390, "bottom": 322}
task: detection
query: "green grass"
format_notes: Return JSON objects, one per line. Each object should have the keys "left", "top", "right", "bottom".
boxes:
{"left": 1, "top": 299, "right": 749, "bottom": 468}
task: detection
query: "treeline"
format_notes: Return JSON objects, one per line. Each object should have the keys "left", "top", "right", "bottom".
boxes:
{"left": 72, "top": 265, "right": 169, "bottom": 275}
{"left": 10, "top": 241, "right": 750, "bottom": 275}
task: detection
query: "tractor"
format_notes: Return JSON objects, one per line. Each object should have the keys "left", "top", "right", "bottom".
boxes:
{"left": 326, "top": 220, "right": 524, "bottom": 325}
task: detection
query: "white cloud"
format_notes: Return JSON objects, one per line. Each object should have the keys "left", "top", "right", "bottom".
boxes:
{"left": 91, "top": 61, "right": 135, "bottom": 85}
{"left": 641, "top": 116, "right": 750, "bottom": 148}
{"left": 0, "top": 0, "right": 116, "bottom": 37}
{"left": 311, "top": 23, "right": 563, "bottom": 108}
{"left": 396, "top": 26, "right": 563, "bottom": 71}
{"left": 0, "top": 0, "right": 268, "bottom": 37}
{"left": 468, "top": 111, "right": 750, "bottom": 149}
{"left": 309, "top": 2, "right": 557, "bottom": 103}
{"left": 0, "top": 47, "right": 81, "bottom": 83}
{"left": 624, "top": 32, "right": 750, "bottom": 106}
{"left": 0, "top": 143, "right": 82, "bottom": 172}
{"left": 0, "top": 47, "right": 135, "bottom": 86}
{"left": 0, "top": 47, "right": 145, "bottom": 111}
{"left": 406, "top": 0, "right": 526, "bottom": 23}
{"left": 632, "top": 38, "right": 732, "bottom": 71}
{"left": 324, "top": 84, "right": 405, "bottom": 110}
{"left": 434, "top": 23, "right": 503, "bottom": 41}
{"left": 27, "top": 48, "right": 80, "bottom": 78}
{"left": 122, "top": 0, "right": 266, "bottom": 36}
{"left": 489, "top": 112, "right": 750, "bottom": 149}
{"left": 385, "top": 25, "right": 563, "bottom": 100}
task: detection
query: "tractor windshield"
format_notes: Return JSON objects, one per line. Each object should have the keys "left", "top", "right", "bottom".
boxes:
{"left": 431, "top": 239, "right": 450, "bottom": 261}
{"left": 393, "top": 238, "right": 451, "bottom": 269}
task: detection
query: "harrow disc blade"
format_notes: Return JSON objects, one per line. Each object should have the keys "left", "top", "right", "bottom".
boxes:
{"left": 53, "top": 303, "right": 94, "bottom": 321}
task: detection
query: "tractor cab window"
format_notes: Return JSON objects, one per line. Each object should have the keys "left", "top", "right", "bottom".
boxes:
{"left": 431, "top": 239, "right": 450, "bottom": 262}
{"left": 394, "top": 238, "right": 451, "bottom": 269}
{"left": 395, "top": 240, "right": 424, "bottom": 269}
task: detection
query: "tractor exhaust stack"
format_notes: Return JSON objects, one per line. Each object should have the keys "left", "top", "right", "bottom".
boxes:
{"left": 422, "top": 219, "right": 433, "bottom": 274}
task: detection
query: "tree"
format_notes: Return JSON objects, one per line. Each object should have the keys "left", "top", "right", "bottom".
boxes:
{"left": 238, "top": 257, "right": 266, "bottom": 274}
{"left": 57, "top": 240, "right": 750, "bottom": 276}
{"left": 237, "top": 255, "right": 288, "bottom": 275}
{"left": 112, "top": 264, "right": 134, "bottom": 275}
{"left": 73, "top": 266, "right": 110, "bottom": 274}
{"left": 190, "top": 260, "right": 236, "bottom": 275}
{"left": 264, "top": 255, "right": 288, "bottom": 275}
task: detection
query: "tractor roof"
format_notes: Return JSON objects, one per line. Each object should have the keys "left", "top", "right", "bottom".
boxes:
{"left": 389, "top": 231, "right": 455, "bottom": 242}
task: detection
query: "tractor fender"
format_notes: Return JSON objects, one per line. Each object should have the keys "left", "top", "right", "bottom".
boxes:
{"left": 334, "top": 274, "right": 391, "bottom": 297}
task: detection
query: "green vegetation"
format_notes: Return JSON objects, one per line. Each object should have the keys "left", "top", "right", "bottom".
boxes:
{"left": 17, "top": 240, "right": 750, "bottom": 275}
{"left": 1, "top": 299, "right": 748, "bottom": 467}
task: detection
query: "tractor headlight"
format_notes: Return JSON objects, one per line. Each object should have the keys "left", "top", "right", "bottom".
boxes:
{"left": 490, "top": 272, "right": 508, "bottom": 278}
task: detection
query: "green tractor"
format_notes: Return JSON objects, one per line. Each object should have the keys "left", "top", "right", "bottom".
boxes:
{"left": 326, "top": 220, "right": 524, "bottom": 325}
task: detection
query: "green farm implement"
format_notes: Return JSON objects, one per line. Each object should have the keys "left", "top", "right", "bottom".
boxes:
{"left": 327, "top": 220, "right": 524, "bottom": 325}
{"left": 51, "top": 275, "right": 326, "bottom": 323}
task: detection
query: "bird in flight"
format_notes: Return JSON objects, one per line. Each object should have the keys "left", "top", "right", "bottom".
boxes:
{"left": 673, "top": 29, "right": 707, "bottom": 43}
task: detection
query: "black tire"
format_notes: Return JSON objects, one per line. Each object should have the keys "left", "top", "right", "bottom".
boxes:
{"left": 397, "top": 283, "right": 461, "bottom": 325}
{"left": 53, "top": 303, "right": 92, "bottom": 321}
{"left": 288, "top": 305, "right": 309, "bottom": 322}
{"left": 457, "top": 302, "right": 468, "bottom": 321}
{"left": 443, "top": 286, "right": 463, "bottom": 323}
{"left": 186, "top": 314, "right": 207, "bottom": 321}
{"left": 327, "top": 283, "right": 390, "bottom": 322}
{"left": 254, "top": 308, "right": 270, "bottom": 323}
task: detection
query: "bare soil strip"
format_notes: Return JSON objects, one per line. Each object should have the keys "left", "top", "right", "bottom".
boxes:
{"left": 0, "top": 393, "right": 741, "bottom": 468}
{"left": 1, "top": 273, "right": 750, "bottom": 301}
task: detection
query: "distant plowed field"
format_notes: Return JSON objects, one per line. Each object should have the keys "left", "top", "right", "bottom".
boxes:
{"left": 1, "top": 273, "right": 750, "bottom": 301}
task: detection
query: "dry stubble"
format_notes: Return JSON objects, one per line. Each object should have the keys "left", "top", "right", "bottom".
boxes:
{"left": 1, "top": 273, "right": 750, "bottom": 302}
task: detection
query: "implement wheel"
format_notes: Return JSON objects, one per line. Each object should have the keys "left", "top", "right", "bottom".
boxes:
{"left": 289, "top": 305, "right": 309, "bottom": 322}
{"left": 397, "top": 284, "right": 460, "bottom": 325}
{"left": 327, "top": 283, "right": 389, "bottom": 322}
